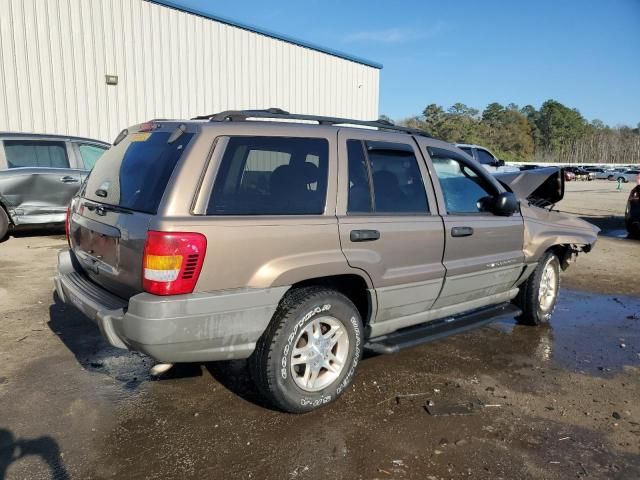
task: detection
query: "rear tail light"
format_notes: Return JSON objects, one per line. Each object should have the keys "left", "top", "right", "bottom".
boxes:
{"left": 142, "top": 231, "right": 207, "bottom": 296}
{"left": 65, "top": 206, "right": 71, "bottom": 246}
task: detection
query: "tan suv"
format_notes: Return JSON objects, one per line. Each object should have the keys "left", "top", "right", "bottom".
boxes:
{"left": 54, "top": 109, "right": 598, "bottom": 413}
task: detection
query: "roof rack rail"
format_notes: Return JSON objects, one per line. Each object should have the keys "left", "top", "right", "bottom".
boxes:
{"left": 191, "top": 108, "right": 431, "bottom": 137}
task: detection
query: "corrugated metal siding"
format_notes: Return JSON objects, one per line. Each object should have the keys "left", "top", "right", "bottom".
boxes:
{"left": 0, "top": 0, "right": 380, "bottom": 142}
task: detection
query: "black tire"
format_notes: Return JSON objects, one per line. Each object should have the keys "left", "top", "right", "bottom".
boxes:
{"left": 626, "top": 207, "right": 640, "bottom": 238}
{"left": 250, "top": 286, "right": 363, "bottom": 413}
{"left": 607, "top": 175, "right": 614, "bottom": 181}
{"left": 618, "top": 177, "right": 627, "bottom": 183}
{"left": 515, "top": 251, "right": 560, "bottom": 326}
{"left": 0, "top": 207, "right": 9, "bottom": 242}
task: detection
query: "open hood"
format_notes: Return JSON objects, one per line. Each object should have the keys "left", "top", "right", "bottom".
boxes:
{"left": 495, "top": 167, "right": 565, "bottom": 206}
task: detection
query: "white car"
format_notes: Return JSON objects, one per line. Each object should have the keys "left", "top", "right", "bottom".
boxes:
{"left": 455, "top": 144, "right": 520, "bottom": 174}
{"left": 585, "top": 167, "right": 612, "bottom": 180}
{"left": 614, "top": 169, "right": 640, "bottom": 183}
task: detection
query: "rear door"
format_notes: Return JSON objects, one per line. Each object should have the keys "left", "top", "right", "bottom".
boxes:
{"left": 336, "top": 129, "right": 445, "bottom": 332}
{"left": 0, "top": 138, "right": 83, "bottom": 223}
{"left": 417, "top": 141, "right": 525, "bottom": 308}
{"left": 70, "top": 124, "right": 197, "bottom": 299}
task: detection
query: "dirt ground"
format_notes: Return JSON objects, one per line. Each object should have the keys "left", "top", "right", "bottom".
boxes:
{"left": 0, "top": 181, "right": 639, "bottom": 480}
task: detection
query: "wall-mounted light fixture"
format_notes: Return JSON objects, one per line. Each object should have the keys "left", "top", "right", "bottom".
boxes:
{"left": 105, "top": 75, "right": 118, "bottom": 85}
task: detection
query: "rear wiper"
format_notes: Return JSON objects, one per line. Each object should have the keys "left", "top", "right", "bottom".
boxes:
{"left": 85, "top": 202, "right": 133, "bottom": 215}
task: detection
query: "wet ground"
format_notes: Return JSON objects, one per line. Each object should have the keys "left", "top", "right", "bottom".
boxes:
{"left": 1, "top": 191, "right": 639, "bottom": 479}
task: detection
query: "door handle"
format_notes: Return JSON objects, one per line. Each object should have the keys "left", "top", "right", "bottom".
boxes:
{"left": 350, "top": 229, "right": 380, "bottom": 242}
{"left": 451, "top": 226, "right": 474, "bottom": 237}
{"left": 60, "top": 176, "right": 79, "bottom": 183}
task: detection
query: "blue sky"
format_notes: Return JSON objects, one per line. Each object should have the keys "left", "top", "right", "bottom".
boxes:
{"left": 176, "top": 0, "right": 640, "bottom": 127}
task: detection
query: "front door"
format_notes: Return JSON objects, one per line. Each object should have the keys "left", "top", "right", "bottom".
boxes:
{"left": 1, "top": 139, "right": 83, "bottom": 223}
{"left": 336, "top": 130, "right": 445, "bottom": 335}
{"left": 420, "top": 143, "right": 525, "bottom": 308}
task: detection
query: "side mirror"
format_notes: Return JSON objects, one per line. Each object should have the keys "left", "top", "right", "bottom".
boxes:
{"left": 495, "top": 159, "right": 505, "bottom": 167}
{"left": 478, "top": 192, "right": 518, "bottom": 216}
{"left": 493, "top": 191, "right": 519, "bottom": 216}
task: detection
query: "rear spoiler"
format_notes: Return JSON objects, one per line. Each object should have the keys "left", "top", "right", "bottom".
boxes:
{"left": 494, "top": 167, "right": 564, "bottom": 207}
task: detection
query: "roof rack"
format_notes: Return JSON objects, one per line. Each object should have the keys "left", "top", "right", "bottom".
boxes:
{"left": 191, "top": 108, "right": 431, "bottom": 137}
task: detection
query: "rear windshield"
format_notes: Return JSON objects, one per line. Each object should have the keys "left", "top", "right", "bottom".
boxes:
{"left": 83, "top": 131, "right": 193, "bottom": 213}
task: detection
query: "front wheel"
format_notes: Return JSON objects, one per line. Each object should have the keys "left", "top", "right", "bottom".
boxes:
{"left": 515, "top": 251, "right": 560, "bottom": 326}
{"left": 250, "top": 287, "right": 363, "bottom": 413}
{"left": 618, "top": 177, "right": 627, "bottom": 183}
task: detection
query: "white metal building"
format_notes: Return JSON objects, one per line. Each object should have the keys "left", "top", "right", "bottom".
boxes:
{"left": 0, "top": 0, "right": 381, "bottom": 143}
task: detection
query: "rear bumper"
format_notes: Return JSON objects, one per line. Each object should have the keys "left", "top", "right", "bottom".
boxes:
{"left": 54, "top": 250, "right": 288, "bottom": 362}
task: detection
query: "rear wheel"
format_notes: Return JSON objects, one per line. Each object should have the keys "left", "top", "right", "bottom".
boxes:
{"left": 250, "top": 287, "right": 363, "bottom": 413}
{"left": 0, "top": 207, "right": 9, "bottom": 242}
{"left": 618, "top": 176, "right": 627, "bottom": 183}
{"left": 515, "top": 251, "right": 560, "bottom": 326}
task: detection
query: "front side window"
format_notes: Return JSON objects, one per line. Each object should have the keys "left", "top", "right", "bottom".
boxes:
{"left": 4, "top": 140, "right": 69, "bottom": 168}
{"left": 78, "top": 143, "right": 108, "bottom": 169}
{"left": 208, "top": 136, "right": 329, "bottom": 215}
{"left": 346, "top": 139, "right": 429, "bottom": 214}
{"left": 475, "top": 149, "right": 496, "bottom": 165}
{"left": 431, "top": 151, "right": 495, "bottom": 214}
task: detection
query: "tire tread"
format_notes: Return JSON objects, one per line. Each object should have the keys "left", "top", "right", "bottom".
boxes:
{"left": 515, "top": 251, "right": 559, "bottom": 326}
{"left": 250, "top": 286, "right": 358, "bottom": 412}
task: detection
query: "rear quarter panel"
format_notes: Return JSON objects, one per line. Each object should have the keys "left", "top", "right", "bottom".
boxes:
{"left": 154, "top": 123, "right": 367, "bottom": 292}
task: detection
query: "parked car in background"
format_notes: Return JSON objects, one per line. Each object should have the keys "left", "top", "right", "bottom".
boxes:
{"left": 626, "top": 185, "right": 640, "bottom": 238}
{"left": 455, "top": 144, "right": 520, "bottom": 174}
{"left": 604, "top": 168, "right": 627, "bottom": 180}
{"left": 564, "top": 166, "right": 595, "bottom": 181}
{"left": 54, "top": 110, "right": 597, "bottom": 413}
{"left": 0, "top": 132, "right": 110, "bottom": 240}
{"left": 519, "top": 164, "right": 541, "bottom": 171}
{"left": 614, "top": 169, "right": 640, "bottom": 183}
{"left": 584, "top": 167, "right": 612, "bottom": 180}
{"left": 564, "top": 169, "right": 576, "bottom": 182}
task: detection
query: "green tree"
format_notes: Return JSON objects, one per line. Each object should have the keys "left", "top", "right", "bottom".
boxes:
{"left": 536, "top": 100, "right": 587, "bottom": 151}
{"left": 480, "top": 103, "right": 533, "bottom": 160}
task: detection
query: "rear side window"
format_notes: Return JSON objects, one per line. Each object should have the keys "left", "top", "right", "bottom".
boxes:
{"left": 84, "top": 131, "right": 193, "bottom": 214}
{"left": 78, "top": 143, "right": 108, "bottom": 169}
{"left": 4, "top": 140, "right": 69, "bottom": 168}
{"left": 346, "top": 139, "right": 429, "bottom": 214}
{"left": 208, "top": 136, "right": 329, "bottom": 215}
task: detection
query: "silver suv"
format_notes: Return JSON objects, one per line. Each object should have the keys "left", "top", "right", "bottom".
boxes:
{"left": 54, "top": 110, "right": 598, "bottom": 413}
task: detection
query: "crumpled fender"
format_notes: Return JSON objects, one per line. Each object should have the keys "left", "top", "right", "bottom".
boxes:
{"left": 521, "top": 203, "right": 599, "bottom": 263}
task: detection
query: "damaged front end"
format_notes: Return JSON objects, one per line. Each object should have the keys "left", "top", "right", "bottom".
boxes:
{"left": 496, "top": 167, "right": 599, "bottom": 265}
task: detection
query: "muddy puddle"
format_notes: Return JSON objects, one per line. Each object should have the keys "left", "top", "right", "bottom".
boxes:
{"left": 492, "top": 290, "right": 640, "bottom": 375}
{"left": 50, "top": 289, "right": 640, "bottom": 402}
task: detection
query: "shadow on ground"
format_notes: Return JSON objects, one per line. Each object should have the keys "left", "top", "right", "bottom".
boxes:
{"left": 5, "top": 225, "right": 65, "bottom": 241}
{"left": 0, "top": 429, "right": 69, "bottom": 480}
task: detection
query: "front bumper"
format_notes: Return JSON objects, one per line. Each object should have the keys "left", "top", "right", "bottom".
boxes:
{"left": 54, "top": 250, "right": 288, "bottom": 362}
